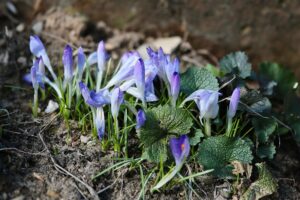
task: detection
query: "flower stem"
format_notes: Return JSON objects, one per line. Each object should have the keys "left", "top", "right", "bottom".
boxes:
{"left": 67, "top": 82, "right": 72, "bottom": 110}
{"left": 32, "top": 88, "right": 38, "bottom": 118}
{"left": 113, "top": 118, "right": 120, "bottom": 154}
{"left": 204, "top": 118, "right": 211, "bottom": 137}
{"left": 226, "top": 117, "right": 233, "bottom": 137}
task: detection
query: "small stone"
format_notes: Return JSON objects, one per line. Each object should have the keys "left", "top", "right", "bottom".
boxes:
{"left": 137, "top": 36, "right": 182, "bottom": 59}
{"left": 16, "top": 23, "right": 25, "bottom": 32}
{"left": 11, "top": 196, "right": 24, "bottom": 200}
{"left": 17, "top": 57, "right": 27, "bottom": 65}
{"left": 152, "top": 36, "right": 182, "bottom": 54}
{"left": 80, "top": 135, "right": 90, "bottom": 144}
{"left": 46, "top": 189, "right": 60, "bottom": 199}
{"left": 32, "top": 21, "right": 43, "bottom": 34}
{"left": 45, "top": 100, "right": 59, "bottom": 114}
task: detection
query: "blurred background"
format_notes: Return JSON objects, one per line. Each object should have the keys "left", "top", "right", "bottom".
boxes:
{"left": 1, "top": 0, "right": 300, "bottom": 81}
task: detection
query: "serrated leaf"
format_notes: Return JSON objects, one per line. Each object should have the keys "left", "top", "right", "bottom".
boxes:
{"left": 241, "top": 163, "right": 277, "bottom": 200}
{"left": 257, "top": 143, "right": 276, "bottom": 159}
{"left": 189, "top": 129, "right": 204, "bottom": 146}
{"left": 140, "top": 105, "right": 193, "bottom": 163}
{"left": 180, "top": 67, "right": 219, "bottom": 95}
{"left": 220, "top": 51, "right": 252, "bottom": 78}
{"left": 197, "top": 135, "right": 253, "bottom": 177}
{"left": 252, "top": 118, "right": 277, "bottom": 143}
{"left": 140, "top": 105, "right": 193, "bottom": 147}
{"left": 143, "top": 140, "right": 168, "bottom": 163}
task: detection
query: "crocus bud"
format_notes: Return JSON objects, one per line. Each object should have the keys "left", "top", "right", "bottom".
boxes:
{"left": 95, "top": 107, "right": 105, "bottom": 140}
{"left": 170, "top": 135, "right": 190, "bottom": 166}
{"left": 97, "top": 41, "right": 106, "bottom": 72}
{"left": 171, "top": 72, "right": 180, "bottom": 106}
{"left": 111, "top": 87, "right": 124, "bottom": 120}
{"left": 136, "top": 109, "right": 146, "bottom": 129}
{"left": 77, "top": 47, "right": 85, "bottom": 78}
{"left": 227, "top": 87, "right": 240, "bottom": 119}
{"left": 134, "top": 59, "right": 146, "bottom": 103}
{"left": 63, "top": 45, "right": 73, "bottom": 82}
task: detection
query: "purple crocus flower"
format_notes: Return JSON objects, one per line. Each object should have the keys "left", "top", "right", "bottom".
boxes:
{"left": 97, "top": 41, "right": 106, "bottom": 72}
{"left": 63, "top": 45, "right": 73, "bottom": 82}
{"left": 170, "top": 135, "right": 190, "bottom": 166}
{"left": 77, "top": 47, "right": 85, "bottom": 77}
{"left": 29, "top": 36, "right": 51, "bottom": 71}
{"left": 79, "top": 82, "right": 110, "bottom": 107}
{"left": 171, "top": 72, "right": 180, "bottom": 106}
{"left": 136, "top": 109, "right": 146, "bottom": 129}
{"left": 182, "top": 89, "right": 220, "bottom": 122}
{"left": 110, "top": 87, "right": 124, "bottom": 120}
{"left": 227, "top": 87, "right": 240, "bottom": 119}
{"left": 95, "top": 107, "right": 105, "bottom": 139}
{"left": 30, "top": 58, "right": 45, "bottom": 90}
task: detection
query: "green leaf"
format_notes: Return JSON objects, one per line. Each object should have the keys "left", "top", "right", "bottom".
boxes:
{"left": 241, "top": 163, "right": 277, "bottom": 200}
{"left": 252, "top": 118, "right": 277, "bottom": 143}
{"left": 259, "top": 62, "right": 297, "bottom": 95}
{"left": 189, "top": 129, "right": 204, "bottom": 146}
{"left": 180, "top": 67, "right": 219, "bottom": 95}
{"left": 197, "top": 135, "right": 253, "bottom": 177}
{"left": 220, "top": 51, "right": 252, "bottom": 78}
{"left": 139, "top": 105, "right": 193, "bottom": 163}
{"left": 257, "top": 143, "right": 276, "bottom": 159}
{"left": 143, "top": 140, "right": 168, "bottom": 163}
{"left": 240, "top": 90, "right": 272, "bottom": 113}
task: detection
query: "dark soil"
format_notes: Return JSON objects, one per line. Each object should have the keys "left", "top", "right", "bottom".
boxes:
{"left": 0, "top": 3, "right": 300, "bottom": 200}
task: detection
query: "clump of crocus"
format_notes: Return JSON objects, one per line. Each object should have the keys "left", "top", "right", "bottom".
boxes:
{"left": 181, "top": 89, "right": 220, "bottom": 136}
{"left": 226, "top": 87, "right": 240, "bottom": 137}
{"left": 152, "top": 135, "right": 190, "bottom": 190}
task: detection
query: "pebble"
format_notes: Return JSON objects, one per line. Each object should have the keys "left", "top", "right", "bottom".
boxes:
{"left": 44, "top": 100, "right": 59, "bottom": 114}
{"left": 80, "top": 135, "right": 90, "bottom": 144}
{"left": 137, "top": 36, "right": 182, "bottom": 59}
{"left": 16, "top": 23, "right": 25, "bottom": 32}
{"left": 32, "top": 21, "right": 43, "bottom": 34}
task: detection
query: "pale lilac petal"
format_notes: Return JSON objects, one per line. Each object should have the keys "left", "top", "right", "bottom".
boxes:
{"left": 97, "top": 41, "right": 106, "bottom": 71}
{"left": 62, "top": 45, "right": 73, "bottom": 81}
{"left": 29, "top": 35, "right": 52, "bottom": 73}
{"left": 136, "top": 109, "right": 146, "bottom": 129}
{"left": 77, "top": 47, "right": 85, "bottom": 76}
{"left": 87, "top": 52, "right": 97, "bottom": 66}
{"left": 227, "top": 87, "right": 240, "bottom": 118}
{"left": 111, "top": 87, "right": 124, "bottom": 119}
{"left": 96, "top": 107, "right": 105, "bottom": 139}
{"left": 171, "top": 72, "right": 180, "bottom": 105}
